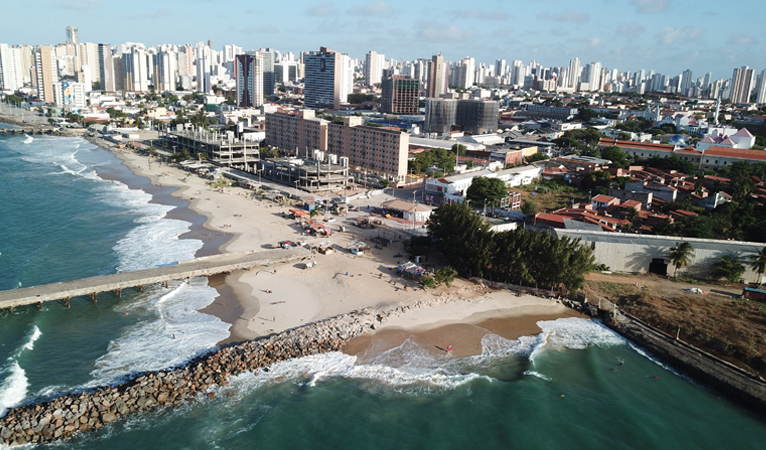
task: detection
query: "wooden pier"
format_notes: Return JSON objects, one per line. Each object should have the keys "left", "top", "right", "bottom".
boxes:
{"left": 0, "top": 248, "right": 311, "bottom": 312}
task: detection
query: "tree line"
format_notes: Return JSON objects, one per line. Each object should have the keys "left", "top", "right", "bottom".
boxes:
{"left": 667, "top": 242, "right": 766, "bottom": 284}
{"left": 426, "top": 203, "right": 595, "bottom": 291}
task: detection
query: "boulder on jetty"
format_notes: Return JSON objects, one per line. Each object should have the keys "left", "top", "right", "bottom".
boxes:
{"left": 0, "top": 308, "right": 380, "bottom": 446}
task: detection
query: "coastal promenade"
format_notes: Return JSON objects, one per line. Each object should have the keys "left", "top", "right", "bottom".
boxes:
{"left": 0, "top": 248, "right": 311, "bottom": 311}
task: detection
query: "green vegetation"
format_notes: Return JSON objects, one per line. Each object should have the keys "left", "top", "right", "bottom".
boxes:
{"left": 520, "top": 199, "right": 538, "bottom": 216}
{"left": 711, "top": 254, "right": 746, "bottom": 283}
{"left": 525, "top": 152, "right": 550, "bottom": 163}
{"left": 466, "top": 177, "right": 507, "bottom": 207}
{"left": 667, "top": 242, "right": 695, "bottom": 279}
{"left": 408, "top": 148, "right": 457, "bottom": 174}
{"left": 433, "top": 266, "right": 458, "bottom": 287}
{"left": 552, "top": 128, "right": 604, "bottom": 151}
{"left": 427, "top": 203, "right": 594, "bottom": 290}
{"left": 600, "top": 146, "right": 629, "bottom": 168}
{"left": 347, "top": 93, "right": 376, "bottom": 104}
{"left": 748, "top": 246, "right": 766, "bottom": 285}
{"left": 576, "top": 108, "right": 599, "bottom": 122}
{"left": 105, "top": 107, "right": 127, "bottom": 119}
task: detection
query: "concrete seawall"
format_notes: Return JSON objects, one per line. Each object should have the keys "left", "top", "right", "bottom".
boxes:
{"left": 606, "top": 311, "right": 766, "bottom": 416}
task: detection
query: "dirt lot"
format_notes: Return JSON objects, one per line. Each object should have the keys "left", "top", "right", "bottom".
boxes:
{"left": 514, "top": 182, "right": 589, "bottom": 213}
{"left": 584, "top": 272, "right": 766, "bottom": 376}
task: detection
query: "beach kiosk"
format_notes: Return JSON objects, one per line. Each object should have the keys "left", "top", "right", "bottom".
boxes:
{"left": 348, "top": 240, "right": 370, "bottom": 256}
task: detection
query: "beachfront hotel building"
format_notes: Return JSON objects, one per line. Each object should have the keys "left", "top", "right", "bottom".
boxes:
{"left": 265, "top": 110, "right": 408, "bottom": 179}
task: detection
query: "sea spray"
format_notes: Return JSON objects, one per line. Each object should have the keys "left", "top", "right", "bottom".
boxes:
{"left": 0, "top": 326, "right": 41, "bottom": 416}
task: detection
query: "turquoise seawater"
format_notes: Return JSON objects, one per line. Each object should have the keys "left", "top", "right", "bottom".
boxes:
{"left": 1, "top": 131, "right": 766, "bottom": 449}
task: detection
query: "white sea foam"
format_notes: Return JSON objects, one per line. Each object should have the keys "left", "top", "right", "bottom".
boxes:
{"left": 224, "top": 348, "right": 490, "bottom": 398}
{"left": 113, "top": 218, "right": 202, "bottom": 273}
{"left": 522, "top": 370, "right": 551, "bottom": 381}
{"left": 0, "top": 362, "right": 28, "bottom": 418}
{"left": 0, "top": 326, "right": 41, "bottom": 417}
{"left": 22, "top": 135, "right": 33, "bottom": 144}
{"left": 216, "top": 319, "right": 628, "bottom": 396}
{"left": 88, "top": 278, "right": 229, "bottom": 386}
{"left": 18, "top": 326, "right": 41, "bottom": 355}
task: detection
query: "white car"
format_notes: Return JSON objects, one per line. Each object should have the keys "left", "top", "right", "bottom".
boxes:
{"left": 325, "top": 217, "right": 336, "bottom": 222}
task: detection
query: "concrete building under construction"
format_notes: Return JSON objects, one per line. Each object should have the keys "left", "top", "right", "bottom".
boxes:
{"left": 160, "top": 127, "right": 261, "bottom": 172}
{"left": 258, "top": 150, "right": 353, "bottom": 192}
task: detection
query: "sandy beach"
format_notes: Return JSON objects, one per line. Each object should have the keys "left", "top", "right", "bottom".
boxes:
{"left": 91, "top": 137, "right": 580, "bottom": 356}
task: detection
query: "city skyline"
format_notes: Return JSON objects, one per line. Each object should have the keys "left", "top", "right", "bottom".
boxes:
{"left": 1, "top": 0, "right": 764, "bottom": 80}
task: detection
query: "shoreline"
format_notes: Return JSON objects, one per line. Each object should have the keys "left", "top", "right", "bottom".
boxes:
{"left": 80, "top": 133, "right": 579, "bottom": 353}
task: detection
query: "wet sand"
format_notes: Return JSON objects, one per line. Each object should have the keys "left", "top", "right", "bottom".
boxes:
{"left": 346, "top": 309, "right": 587, "bottom": 362}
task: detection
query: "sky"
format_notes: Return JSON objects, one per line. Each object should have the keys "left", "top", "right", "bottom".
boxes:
{"left": 2, "top": 0, "right": 765, "bottom": 81}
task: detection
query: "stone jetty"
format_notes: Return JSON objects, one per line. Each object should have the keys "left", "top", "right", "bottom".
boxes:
{"left": 0, "top": 307, "right": 381, "bottom": 446}
{"left": 0, "top": 290, "right": 492, "bottom": 446}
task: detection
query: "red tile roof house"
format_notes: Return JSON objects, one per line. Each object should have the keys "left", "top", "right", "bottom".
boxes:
{"left": 597, "top": 138, "right": 676, "bottom": 159}
{"left": 700, "top": 146, "right": 766, "bottom": 171}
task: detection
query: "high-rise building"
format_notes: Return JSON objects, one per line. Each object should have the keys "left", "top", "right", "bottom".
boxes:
{"left": 582, "top": 61, "right": 602, "bottom": 91}
{"left": 123, "top": 46, "right": 149, "bottom": 92}
{"left": 304, "top": 47, "right": 348, "bottom": 109}
{"left": 34, "top": 46, "right": 57, "bottom": 102}
{"left": 427, "top": 54, "right": 447, "bottom": 98}
{"left": 511, "top": 60, "right": 524, "bottom": 86}
{"left": 364, "top": 50, "right": 385, "bottom": 86}
{"left": 681, "top": 69, "right": 693, "bottom": 96}
{"left": 66, "top": 26, "right": 79, "bottom": 45}
{"left": 235, "top": 53, "right": 263, "bottom": 108}
{"left": 425, "top": 98, "right": 498, "bottom": 135}
{"left": 729, "top": 66, "right": 755, "bottom": 104}
{"left": 452, "top": 56, "right": 475, "bottom": 90}
{"left": 274, "top": 61, "right": 298, "bottom": 84}
{"left": 259, "top": 48, "right": 276, "bottom": 96}
{"left": 52, "top": 81, "right": 86, "bottom": 108}
{"left": 0, "top": 44, "right": 24, "bottom": 92}
{"left": 153, "top": 50, "right": 177, "bottom": 92}
{"left": 495, "top": 59, "right": 506, "bottom": 78}
{"left": 380, "top": 75, "right": 420, "bottom": 115}
{"left": 754, "top": 69, "right": 766, "bottom": 106}
{"left": 568, "top": 57, "right": 580, "bottom": 89}
{"left": 98, "top": 43, "right": 115, "bottom": 91}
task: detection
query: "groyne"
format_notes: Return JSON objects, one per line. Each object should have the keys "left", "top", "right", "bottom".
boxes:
{"left": 604, "top": 310, "right": 766, "bottom": 416}
{"left": 0, "top": 306, "right": 382, "bottom": 446}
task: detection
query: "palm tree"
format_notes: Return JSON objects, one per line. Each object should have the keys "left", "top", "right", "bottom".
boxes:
{"left": 667, "top": 242, "right": 694, "bottom": 279}
{"left": 748, "top": 246, "right": 766, "bottom": 286}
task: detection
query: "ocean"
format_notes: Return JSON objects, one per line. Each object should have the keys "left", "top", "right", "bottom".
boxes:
{"left": 1, "top": 131, "right": 766, "bottom": 449}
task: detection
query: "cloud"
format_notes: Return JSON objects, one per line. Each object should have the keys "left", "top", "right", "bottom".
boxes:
{"left": 449, "top": 7, "right": 508, "bottom": 21}
{"left": 631, "top": 0, "right": 671, "bottom": 14}
{"left": 616, "top": 22, "right": 645, "bottom": 38}
{"left": 537, "top": 11, "right": 590, "bottom": 24}
{"left": 417, "top": 22, "right": 476, "bottom": 43}
{"left": 48, "top": 0, "right": 102, "bottom": 9}
{"left": 307, "top": 1, "right": 334, "bottom": 17}
{"left": 492, "top": 26, "right": 513, "bottom": 38}
{"left": 589, "top": 38, "right": 605, "bottom": 49}
{"left": 348, "top": 1, "right": 392, "bottom": 17}
{"left": 656, "top": 27, "right": 703, "bottom": 45}
{"left": 728, "top": 33, "right": 757, "bottom": 45}
{"left": 132, "top": 8, "right": 172, "bottom": 20}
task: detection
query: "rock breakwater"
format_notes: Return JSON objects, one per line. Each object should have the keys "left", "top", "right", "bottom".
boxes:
{"left": 0, "top": 308, "right": 381, "bottom": 446}
{"left": 0, "top": 288, "right": 515, "bottom": 446}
